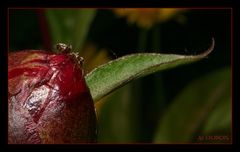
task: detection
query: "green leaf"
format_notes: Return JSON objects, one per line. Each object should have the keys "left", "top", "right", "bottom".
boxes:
{"left": 85, "top": 38, "right": 215, "bottom": 102}
{"left": 45, "top": 9, "right": 96, "bottom": 51}
{"left": 201, "top": 93, "right": 231, "bottom": 135}
{"left": 153, "top": 67, "right": 231, "bottom": 143}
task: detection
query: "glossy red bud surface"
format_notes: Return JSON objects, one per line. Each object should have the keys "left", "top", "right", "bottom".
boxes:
{"left": 8, "top": 50, "right": 97, "bottom": 144}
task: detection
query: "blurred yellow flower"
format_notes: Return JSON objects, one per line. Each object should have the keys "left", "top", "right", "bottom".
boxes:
{"left": 80, "top": 43, "right": 111, "bottom": 74}
{"left": 114, "top": 8, "right": 186, "bottom": 29}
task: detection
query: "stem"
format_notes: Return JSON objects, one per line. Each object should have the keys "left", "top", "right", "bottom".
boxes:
{"left": 152, "top": 25, "right": 166, "bottom": 110}
{"left": 151, "top": 25, "right": 167, "bottom": 139}
{"left": 137, "top": 28, "right": 149, "bottom": 141}
{"left": 152, "top": 25, "right": 161, "bottom": 51}
{"left": 138, "top": 28, "right": 149, "bottom": 52}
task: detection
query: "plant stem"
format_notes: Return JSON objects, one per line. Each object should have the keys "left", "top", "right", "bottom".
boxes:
{"left": 152, "top": 25, "right": 166, "bottom": 112}
{"left": 138, "top": 28, "right": 148, "bottom": 52}
{"left": 152, "top": 25, "right": 161, "bottom": 51}
{"left": 151, "top": 25, "right": 167, "bottom": 139}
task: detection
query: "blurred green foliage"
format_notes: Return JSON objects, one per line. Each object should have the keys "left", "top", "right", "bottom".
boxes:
{"left": 45, "top": 9, "right": 96, "bottom": 51}
{"left": 9, "top": 8, "right": 231, "bottom": 143}
{"left": 154, "top": 67, "right": 231, "bottom": 143}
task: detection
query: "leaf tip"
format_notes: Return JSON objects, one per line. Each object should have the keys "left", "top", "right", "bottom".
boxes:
{"left": 198, "top": 37, "right": 215, "bottom": 58}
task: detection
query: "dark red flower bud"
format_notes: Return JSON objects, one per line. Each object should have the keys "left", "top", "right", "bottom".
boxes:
{"left": 8, "top": 49, "right": 97, "bottom": 144}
